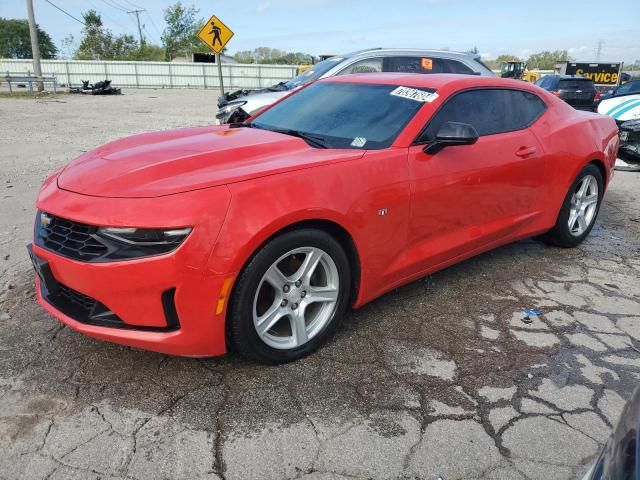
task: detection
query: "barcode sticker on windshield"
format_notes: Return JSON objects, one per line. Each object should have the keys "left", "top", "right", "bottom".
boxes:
{"left": 351, "top": 137, "right": 367, "bottom": 147}
{"left": 390, "top": 86, "right": 438, "bottom": 103}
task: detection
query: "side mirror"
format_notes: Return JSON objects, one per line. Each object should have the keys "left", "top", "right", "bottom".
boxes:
{"left": 423, "top": 121, "right": 479, "bottom": 155}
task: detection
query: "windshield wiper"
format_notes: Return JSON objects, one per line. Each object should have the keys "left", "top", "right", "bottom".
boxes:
{"left": 229, "top": 122, "right": 256, "bottom": 129}
{"left": 268, "top": 81, "right": 290, "bottom": 92}
{"left": 270, "top": 128, "right": 328, "bottom": 149}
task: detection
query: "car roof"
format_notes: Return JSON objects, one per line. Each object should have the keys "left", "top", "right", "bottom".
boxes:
{"left": 546, "top": 74, "right": 593, "bottom": 80}
{"left": 322, "top": 72, "right": 536, "bottom": 91}
{"left": 340, "top": 48, "right": 482, "bottom": 61}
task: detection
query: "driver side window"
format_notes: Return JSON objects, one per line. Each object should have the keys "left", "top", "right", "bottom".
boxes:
{"left": 337, "top": 58, "right": 383, "bottom": 75}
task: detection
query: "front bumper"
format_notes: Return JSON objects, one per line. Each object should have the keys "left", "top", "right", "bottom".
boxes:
{"left": 30, "top": 241, "right": 230, "bottom": 357}
{"left": 31, "top": 180, "right": 233, "bottom": 357}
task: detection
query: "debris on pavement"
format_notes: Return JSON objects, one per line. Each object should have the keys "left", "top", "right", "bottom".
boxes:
{"left": 69, "top": 79, "right": 122, "bottom": 95}
{"left": 521, "top": 308, "right": 542, "bottom": 324}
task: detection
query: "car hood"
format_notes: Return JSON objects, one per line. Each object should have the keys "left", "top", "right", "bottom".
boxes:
{"left": 597, "top": 94, "right": 640, "bottom": 121}
{"left": 57, "top": 125, "right": 365, "bottom": 198}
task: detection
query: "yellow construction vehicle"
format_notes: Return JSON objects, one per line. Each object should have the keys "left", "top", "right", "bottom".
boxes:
{"left": 296, "top": 54, "right": 336, "bottom": 75}
{"left": 500, "top": 61, "right": 541, "bottom": 83}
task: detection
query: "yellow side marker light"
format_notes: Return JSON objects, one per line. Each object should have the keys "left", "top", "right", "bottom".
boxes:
{"left": 216, "top": 277, "right": 234, "bottom": 315}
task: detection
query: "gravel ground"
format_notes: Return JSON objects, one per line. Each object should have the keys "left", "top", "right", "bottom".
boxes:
{"left": 1, "top": 89, "right": 639, "bottom": 480}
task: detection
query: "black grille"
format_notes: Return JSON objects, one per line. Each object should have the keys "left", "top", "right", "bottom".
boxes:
{"left": 42, "top": 282, "right": 180, "bottom": 332}
{"left": 36, "top": 213, "right": 108, "bottom": 261}
{"left": 58, "top": 283, "right": 97, "bottom": 314}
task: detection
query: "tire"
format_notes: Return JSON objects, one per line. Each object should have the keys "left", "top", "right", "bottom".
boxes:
{"left": 540, "top": 163, "right": 604, "bottom": 248}
{"left": 228, "top": 228, "right": 351, "bottom": 364}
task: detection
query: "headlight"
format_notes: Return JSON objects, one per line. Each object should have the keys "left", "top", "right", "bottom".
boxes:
{"left": 96, "top": 227, "right": 192, "bottom": 259}
{"left": 215, "top": 101, "right": 247, "bottom": 121}
{"left": 98, "top": 227, "right": 192, "bottom": 246}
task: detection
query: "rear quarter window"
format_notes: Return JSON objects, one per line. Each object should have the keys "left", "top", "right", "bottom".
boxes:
{"left": 417, "top": 88, "right": 547, "bottom": 143}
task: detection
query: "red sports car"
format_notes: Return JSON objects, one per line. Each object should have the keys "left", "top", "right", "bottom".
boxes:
{"left": 29, "top": 73, "right": 618, "bottom": 363}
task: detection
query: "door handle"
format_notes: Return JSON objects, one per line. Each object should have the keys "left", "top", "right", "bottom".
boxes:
{"left": 515, "top": 146, "right": 537, "bottom": 158}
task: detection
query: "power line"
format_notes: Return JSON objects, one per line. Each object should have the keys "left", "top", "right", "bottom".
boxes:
{"left": 43, "top": 0, "right": 86, "bottom": 25}
{"left": 145, "top": 11, "right": 163, "bottom": 40}
{"left": 122, "top": 0, "right": 145, "bottom": 10}
{"left": 100, "top": 0, "right": 128, "bottom": 12}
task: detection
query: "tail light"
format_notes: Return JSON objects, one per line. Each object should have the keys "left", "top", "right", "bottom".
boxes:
{"left": 594, "top": 91, "right": 601, "bottom": 102}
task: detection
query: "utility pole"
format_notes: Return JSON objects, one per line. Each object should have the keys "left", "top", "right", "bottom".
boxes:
{"left": 596, "top": 40, "right": 603, "bottom": 61}
{"left": 128, "top": 9, "right": 145, "bottom": 46}
{"left": 26, "top": 0, "right": 44, "bottom": 92}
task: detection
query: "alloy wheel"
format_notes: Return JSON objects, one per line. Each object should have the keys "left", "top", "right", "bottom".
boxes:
{"left": 252, "top": 247, "right": 339, "bottom": 350}
{"left": 568, "top": 174, "right": 599, "bottom": 236}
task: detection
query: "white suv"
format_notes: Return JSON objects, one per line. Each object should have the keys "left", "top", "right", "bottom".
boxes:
{"left": 216, "top": 48, "right": 495, "bottom": 123}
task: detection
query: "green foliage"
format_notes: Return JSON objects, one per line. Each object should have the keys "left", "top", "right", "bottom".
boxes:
{"left": 526, "top": 50, "right": 571, "bottom": 70}
{"left": 0, "top": 17, "right": 57, "bottom": 59}
{"left": 74, "top": 10, "right": 164, "bottom": 61}
{"left": 233, "top": 47, "right": 314, "bottom": 65}
{"left": 161, "top": 2, "right": 203, "bottom": 60}
{"left": 627, "top": 59, "right": 640, "bottom": 71}
{"left": 119, "top": 43, "right": 166, "bottom": 61}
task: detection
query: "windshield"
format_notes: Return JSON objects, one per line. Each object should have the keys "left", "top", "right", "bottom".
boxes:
{"left": 616, "top": 81, "right": 640, "bottom": 96}
{"left": 252, "top": 82, "right": 430, "bottom": 149}
{"left": 281, "top": 57, "right": 345, "bottom": 89}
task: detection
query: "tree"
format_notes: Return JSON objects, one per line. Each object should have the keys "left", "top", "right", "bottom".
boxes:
{"left": 0, "top": 17, "right": 57, "bottom": 59}
{"left": 75, "top": 10, "right": 134, "bottom": 60}
{"left": 74, "top": 10, "right": 163, "bottom": 61}
{"left": 162, "top": 2, "right": 202, "bottom": 60}
{"left": 527, "top": 50, "right": 571, "bottom": 70}
{"left": 233, "top": 47, "right": 314, "bottom": 65}
{"left": 119, "top": 43, "right": 166, "bottom": 61}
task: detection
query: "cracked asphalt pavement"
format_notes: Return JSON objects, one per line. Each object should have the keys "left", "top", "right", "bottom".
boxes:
{"left": 1, "top": 90, "right": 639, "bottom": 480}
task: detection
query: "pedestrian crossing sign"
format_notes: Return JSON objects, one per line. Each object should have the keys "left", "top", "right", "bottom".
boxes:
{"left": 197, "top": 15, "right": 234, "bottom": 54}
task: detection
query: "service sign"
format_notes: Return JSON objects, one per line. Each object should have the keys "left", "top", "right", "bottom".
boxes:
{"left": 197, "top": 15, "right": 234, "bottom": 54}
{"left": 564, "top": 62, "right": 622, "bottom": 86}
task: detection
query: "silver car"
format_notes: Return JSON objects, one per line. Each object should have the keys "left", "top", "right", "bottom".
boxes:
{"left": 216, "top": 48, "right": 495, "bottom": 123}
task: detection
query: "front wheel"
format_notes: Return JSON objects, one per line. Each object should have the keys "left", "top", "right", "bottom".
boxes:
{"left": 540, "top": 163, "right": 603, "bottom": 248}
{"left": 228, "top": 229, "right": 351, "bottom": 364}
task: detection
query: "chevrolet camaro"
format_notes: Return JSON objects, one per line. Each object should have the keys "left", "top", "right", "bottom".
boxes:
{"left": 29, "top": 74, "right": 618, "bottom": 363}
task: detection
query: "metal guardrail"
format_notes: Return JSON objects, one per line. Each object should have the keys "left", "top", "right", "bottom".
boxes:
{"left": 2, "top": 72, "right": 57, "bottom": 93}
{"left": 0, "top": 59, "right": 298, "bottom": 90}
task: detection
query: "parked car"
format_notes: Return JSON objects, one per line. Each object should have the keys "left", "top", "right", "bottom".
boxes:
{"left": 600, "top": 78, "right": 640, "bottom": 102}
{"left": 582, "top": 384, "right": 640, "bottom": 480}
{"left": 216, "top": 48, "right": 495, "bottom": 123}
{"left": 597, "top": 79, "right": 640, "bottom": 168}
{"left": 30, "top": 73, "right": 618, "bottom": 363}
{"left": 535, "top": 75, "right": 600, "bottom": 111}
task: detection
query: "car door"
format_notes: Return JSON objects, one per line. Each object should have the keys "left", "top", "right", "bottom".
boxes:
{"left": 404, "top": 88, "right": 548, "bottom": 274}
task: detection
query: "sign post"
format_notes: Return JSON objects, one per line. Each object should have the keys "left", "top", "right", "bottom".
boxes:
{"left": 217, "top": 54, "right": 224, "bottom": 94}
{"left": 197, "top": 15, "right": 234, "bottom": 95}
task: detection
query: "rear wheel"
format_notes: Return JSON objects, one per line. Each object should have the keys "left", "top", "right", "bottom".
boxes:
{"left": 540, "top": 163, "right": 603, "bottom": 247}
{"left": 228, "top": 229, "right": 351, "bottom": 364}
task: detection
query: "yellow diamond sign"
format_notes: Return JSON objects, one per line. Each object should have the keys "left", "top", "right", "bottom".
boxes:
{"left": 197, "top": 15, "right": 234, "bottom": 54}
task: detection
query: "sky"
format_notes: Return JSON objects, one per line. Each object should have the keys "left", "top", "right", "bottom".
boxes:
{"left": 1, "top": 0, "right": 639, "bottom": 63}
